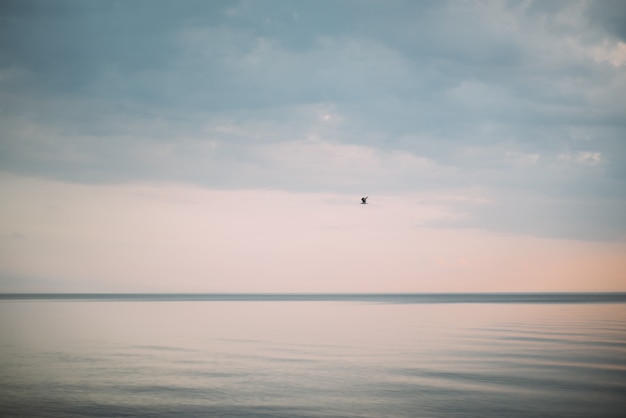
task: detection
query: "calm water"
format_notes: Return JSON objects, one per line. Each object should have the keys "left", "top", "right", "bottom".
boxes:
{"left": 1, "top": 294, "right": 625, "bottom": 417}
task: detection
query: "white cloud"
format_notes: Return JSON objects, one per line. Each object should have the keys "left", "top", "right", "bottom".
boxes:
{"left": 558, "top": 151, "right": 604, "bottom": 166}
{"left": 254, "top": 137, "right": 448, "bottom": 191}
{"left": 587, "top": 40, "right": 626, "bottom": 67}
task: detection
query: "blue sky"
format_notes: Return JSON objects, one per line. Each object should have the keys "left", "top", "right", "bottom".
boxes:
{"left": 1, "top": 0, "right": 625, "bottom": 292}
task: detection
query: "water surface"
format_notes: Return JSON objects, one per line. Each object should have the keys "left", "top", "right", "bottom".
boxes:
{"left": 1, "top": 294, "right": 625, "bottom": 417}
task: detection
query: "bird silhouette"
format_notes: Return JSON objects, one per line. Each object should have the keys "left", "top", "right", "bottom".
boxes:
{"left": 361, "top": 196, "right": 368, "bottom": 204}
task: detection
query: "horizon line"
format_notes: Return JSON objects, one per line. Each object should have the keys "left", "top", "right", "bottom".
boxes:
{"left": 2, "top": 291, "right": 626, "bottom": 295}
{"left": 2, "top": 292, "right": 626, "bottom": 304}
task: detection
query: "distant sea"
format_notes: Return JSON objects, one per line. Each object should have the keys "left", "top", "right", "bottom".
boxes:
{"left": 1, "top": 293, "right": 625, "bottom": 417}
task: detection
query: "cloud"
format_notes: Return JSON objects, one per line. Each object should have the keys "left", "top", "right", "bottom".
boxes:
{"left": 0, "top": 0, "right": 624, "bottom": 245}
{"left": 558, "top": 151, "right": 603, "bottom": 166}
{"left": 438, "top": 186, "right": 626, "bottom": 242}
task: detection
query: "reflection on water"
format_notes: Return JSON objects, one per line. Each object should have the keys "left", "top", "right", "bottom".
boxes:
{"left": 1, "top": 296, "right": 626, "bottom": 417}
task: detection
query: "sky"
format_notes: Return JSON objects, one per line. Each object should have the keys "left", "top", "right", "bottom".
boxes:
{"left": 0, "top": 0, "right": 625, "bottom": 293}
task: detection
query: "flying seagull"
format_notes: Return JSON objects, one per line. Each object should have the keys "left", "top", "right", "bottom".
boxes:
{"left": 361, "top": 196, "right": 368, "bottom": 204}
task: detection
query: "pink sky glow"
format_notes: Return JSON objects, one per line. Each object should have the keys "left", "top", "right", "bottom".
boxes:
{"left": 1, "top": 173, "right": 624, "bottom": 293}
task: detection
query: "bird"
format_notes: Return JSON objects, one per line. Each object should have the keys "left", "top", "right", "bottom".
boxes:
{"left": 361, "top": 196, "right": 368, "bottom": 204}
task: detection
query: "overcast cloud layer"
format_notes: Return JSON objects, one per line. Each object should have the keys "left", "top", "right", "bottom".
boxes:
{"left": 0, "top": 1, "right": 625, "bottom": 292}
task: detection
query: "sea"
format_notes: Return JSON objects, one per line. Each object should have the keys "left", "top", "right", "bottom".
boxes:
{"left": 1, "top": 293, "right": 625, "bottom": 418}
